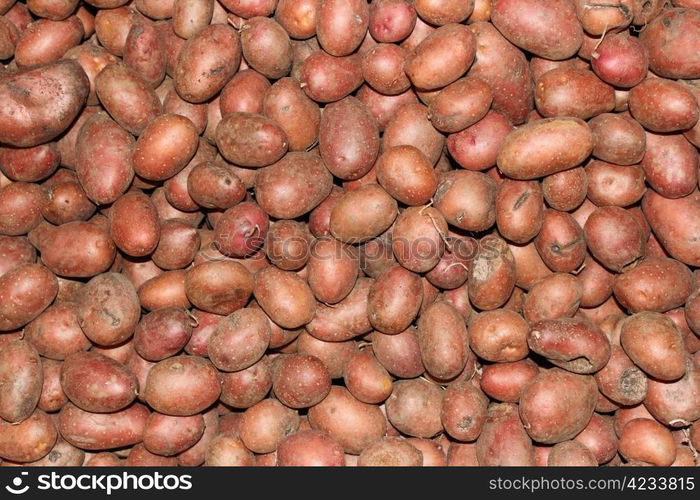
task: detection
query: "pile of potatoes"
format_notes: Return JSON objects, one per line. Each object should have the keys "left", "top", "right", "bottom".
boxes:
{"left": 0, "top": 0, "right": 700, "bottom": 468}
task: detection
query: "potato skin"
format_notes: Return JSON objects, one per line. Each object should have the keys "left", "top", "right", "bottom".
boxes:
{"left": 640, "top": 8, "right": 700, "bottom": 80}
{"left": 58, "top": 402, "right": 149, "bottom": 451}
{"left": 298, "top": 51, "right": 363, "bottom": 103}
{"left": 307, "top": 237, "right": 358, "bottom": 305}
{"left": 589, "top": 113, "right": 646, "bottom": 166}
{"left": 417, "top": 301, "right": 468, "bottom": 380}
{"left": 0, "top": 409, "right": 57, "bottom": 462}
{"left": 208, "top": 308, "right": 270, "bottom": 372}
{"left": 61, "top": 351, "right": 137, "bottom": 413}
{"left": 595, "top": 345, "right": 647, "bottom": 406}
{"left": 386, "top": 379, "right": 443, "bottom": 438}
{"left": 77, "top": 273, "right": 140, "bottom": 346}
{"left": 263, "top": 77, "right": 319, "bottom": 152}
{"left": 529, "top": 317, "right": 611, "bottom": 374}
{"left": 613, "top": 257, "right": 693, "bottom": 313}
{"left": 255, "top": 152, "right": 333, "bottom": 219}
{"left": 358, "top": 437, "right": 423, "bottom": 466}
{"left": 216, "top": 112, "right": 288, "bottom": 168}
{"left": 316, "top": 0, "right": 368, "bottom": 56}
{"left": 519, "top": 368, "right": 598, "bottom": 444}
{"left": 185, "top": 261, "right": 254, "bottom": 315}
{"left": 468, "top": 235, "right": 516, "bottom": 310}
{"left": 629, "top": 78, "right": 699, "bottom": 133}
{"left": 620, "top": 312, "right": 686, "bottom": 382}
{"left": 469, "top": 309, "right": 529, "bottom": 363}
{"left": 369, "top": 265, "right": 423, "bottom": 335}
{"left": 491, "top": 0, "right": 582, "bottom": 60}
{"left": 133, "top": 113, "right": 199, "bottom": 180}
{"left": 480, "top": 359, "right": 539, "bottom": 403}
{"left": 174, "top": 24, "right": 241, "bottom": 103}
{"left": 496, "top": 118, "right": 593, "bottom": 180}
{"left": 441, "top": 381, "right": 488, "bottom": 442}
{"left": 435, "top": 170, "right": 497, "bottom": 232}
{"left": 643, "top": 359, "right": 700, "bottom": 427}
{"left": 330, "top": 184, "right": 397, "bottom": 244}
{"left": 642, "top": 191, "right": 700, "bottom": 267}
{"left": 382, "top": 102, "right": 445, "bottom": 165}
{"left": 0, "top": 59, "right": 89, "bottom": 148}
{"left": 585, "top": 161, "right": 646, "bottom": 207}
{"left": 307, "top": 386, "right": 386, "bottom": 454}
{"left": 144, "top": 355, "right": 221, "bottom": 416}
{"left": 534, "top": 210, "right": 586, "bottom": 273}
{"left": 109, "top": 192, "right": 161, "bottom": 258}
{"left": 319, "top": 96, "right": 379, "bottom": 181}
{"left": 641, "top": 132, "right": 697, "bottom": 200}
{"left": 0, "top": 263, "right": 58, "bottom": 331}
{"left": 535, "top": 69, "right": 615, "bottom": 120}
{"left": 495, "top": 180, "right": 543, "bottom": 244}
{"left": 0, "top": 340, "right": 42, "bottom": 423}
{"left": 306, "top": 278, "right": 372, "bottom": 342}
{"left": 523, "top": 273, "right": 581, "bottom": 323}
{"left": 476, "top": 403, "right": 534, "bottom": 466}
{"left": 95, "top": 62, "right": 162, "bottom": 135}
{"left": 584, "top": 206, "right": 645, "bottom": 272}
{"left": 254, "top": 267, "right": 315, "bottom": 329}
{"left": 619, "top": 418, "right": 676, "bottom": 467}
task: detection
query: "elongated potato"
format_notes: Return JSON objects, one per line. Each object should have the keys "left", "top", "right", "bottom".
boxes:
{"left": 642, "top": 190, "right": 700, "bottom": 267}
{"left": 306, "top": 278, "right": 372, "bottom": 342}
{"left": 39, "top": 222, "right": 116, "bottom": 278}
{"left": 368, "top": 265, "right": 423, "bottom": 335}
{"left": 254, "top": 266, "right": 316, "bottom": 329}
{"left": 185, "top": 261, "right": 254, "bottom": 315}
{"left": 0, "top": 59, "right": 89, "bottom": 147}
{"left": 133, "top": 113, "right": 199, "bottom": 180}
{"left": 0, "top": 264, "right": 58, "bottom": 331}
{"left": 476, "top": 403, "right": 534, "bottom": 466}
{"left": 0, "top": 340, "right": 42, "bottom": 423}
{"left": 468, "top": 235, "right": 516, "bottom": 310}
{"left": 417, "top": 301, "right": 468, "bottom": 380}
{"left": 613, "top": 257, "right": 693, "bottom": 313}
{"left": 216, "top": 112, "right": 289, "bottom": 168}
{"left": 58, "top": 402, "right": 149, "bottom": 450}
{"left": 497, "top": 118, "right": 593, "bottom": 180}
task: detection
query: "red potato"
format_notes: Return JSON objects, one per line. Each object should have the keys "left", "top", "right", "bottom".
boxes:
{"left": 372, "top": 328, "right": 425, "bottom": 379}
{"left": 641, "top": 132, "right": 698, "bottom": 200}
{"left": 305, "top": 278, "right": 372, "bottom": 342}
{"left": 619, "top": 418, "right": 676, "bottom": 467}
{"left": 276, "top": 430, "right": 345, "bottom": 466}
{"left": 584, "top": 206, "right": 645, "bottom": 272}
{"left": 435, "top": 170, "right": 497, "bottom": 232}
{"left": 595, "top": 345, "right": 647, "bottom": 406}
{"left": 495, "top": 180, "right": 544, "bottom": 244}
{"left": 123, "top": 20, "right": 166, "bottom": 88}
{"left": 447, "top": 111, "right": 513, "bottom": 171}
{"left": 208, "top": 308, "right": 270, "bottom": 372}
{"left": 275, "top": 0, "right": 318, "bottom": 39}
{"left": 0, "top": 340, "right": 42, "bottom": 423}
{"left": 238, "top": 399, "right": 299, "bottom": 453}
{"left": 185, "top": 261, "right": 254, "bottom": 316}
{"left": 382, "top": 103, "right": 445, "bottom": 166}
{"left": 644, "top": 359, "right": 700, "bottom": 427}
{"left": 417, "top": 301, "right": 469, "bottom": 380}
{"left": 307, "top": 237, "right": 358, "bottom": 305}
{"left": 133, "top": 308, "right": 194, "bottom": 361}
{"left": 640, "top": 8, "right": 700, "bottom": 80}
{"left": 172, "top": 0, "right": 215, "bottom": 39}
{"left": 535, "top": 68, "right": 615, "bottom": 120}
{"left": 480, "top": 359, "right": 539, "bottom": 403}
{"left": 0, "top": 182, "right": 44, "bottom": 236}
{"left": 14, "top": 17, "right": 83, "bottom": 68}
{"left": 368, "top": 265, "right": 423, "bottom": 335}
{"left": 0, "top": 264, "right": 58, "bottom": 331}
{"left": 343, "top": 350, "right": 392, "bottom": 404}
{"left": 59, "top": 403, "right": 148, "bottom": 451}
{"left": 254, "top": 266, "right": 315, "bottom": 329}
{"left": 316, "top": 0, "right": 368, "bottom": 57}
{"left": 0, "top": 409, "right": 57, "bottom": 462}
{"left": 361, "top": 43, "right": 410, "bottom": 96}
{"left": 469, "top": 309, "right": 529, "bottom": 363}
{"left": 263, "top": 77, "right": 320, "bottom": 152}
{"left": 404, "top": 23, "right": 475, "bottom": 91}
{"left": 109, "top": 192, "right": 160, "bottom": 257}
{"left": 220, "top": 356, "right": 272, "bottom": 408}
{"left": 468, "top": 235, "right": 516, "bottom": 311}
{"left": 477, "top": 403, "right": 535, "bottom": 466}
{"left": 429, "top": 77, "right": 492, "bottom": 133}
{"left": 298, "top": 51, "right": 363, "bottom": 103}
{"left": 386, "top": 379, "right": 443, "bottom": 438}
{"left": 0, "top": 143, "right": 60, "bottom": 183}
{"left": 642, "top": 190, "right": 700, "bottom": 267}
{"left": 240, "top": 17, "right": 292, "bottom": 80}
{"left": 630, "top": 79, "right": 699, "bottom": 133}
{"left": 522, "top": 273, "right": 581, "bottom": 322}
{"left": 591, "top": 33, "right": 648, "bottom": 88}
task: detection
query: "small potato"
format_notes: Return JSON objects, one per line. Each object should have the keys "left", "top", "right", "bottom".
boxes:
{"left": 534, "top": 210, "right": 586, "bottom": 273}
{"left": 480, "top": 359, "right": 539, "bottom": 403}
{"left": 417, "top": 301, "right": 469, "bottom": 380}
{"left": 272, "top": 354, "right": 330, "bottom": 409}
{"left": 528, "top": 317, "right": 611, "bottom": 374}
{"left": 497, "top": 118, "right": 594, "bottom": 180}
{"left": 369, "top": 0, "right": 416, "bottom": 43}
{"left": 298, "top": 51, "right": 363, "bottom": 103}
{"left": 468, "top": 235, "right": 516, "bottom": 310}
{"left": 133, "top": 113, "right": 199, "bottom": 180}
{"left": 362, "top": 43, "right": 410, "bottom": 95}
{"left": 0, "top": 182, "right": 44, "bottom": 236}
{"left": 642, "top": 191, "right": 700, "bottom": 267}
{"left": 151, "top": 219, "right": 200, "bottom": 270}
{"left": 297, "top": 333, "right": 356, "bottom": 380}
{"left": 476, "top": 403, "right": 534, "bottom": 466}
{"left": 61, "top": 351, "right": 137, "bottom": 413}
{"left": 595, "top": 345, "right": 647, "bottom": 406}
{"left": 613, "top": 256, "right": 693, "bottom": 313}
{"left": 620, "top": 312, "right": 686, "bottom": 382}
{"left": 0, "top": 264, "right": 58, "bottom": 331}
{"left": 519, "top": 368, "right": 598, "bottom": 444}
{"left": 59, "top": 403, "right": 148, "bottom": 451}
{"left": 213, "top": 201, "right": 268, "bottom": 258}
{"left": 644, "top": 359, "right": 700, "bottom": 427}
{"left": 591, "top": 32, "right": 647, "bottom": 89}
{"left": 306, "top": 278, "right": 372, "bottom": 342}
{"left": 434, "top": 170, "right": 497, "bottom": 232}
{"left": 264, "top": 220, "right": 311, "bottom": 271}
{"left": 15, "top": 17, "right": 83, "bottom": 68}
{"left": 75, "top": 113, "right": 135, "bottom": 205}
{"left": 41, "top": 181, "right": 96, "bottom": 225}
{"left": 523, "top": 273, "right": 581, "bottom": 322}
{"left": 174, "top": 24, "right": 241, "bottom": 103}
{"left": 144, "top": 355, "right": 221, "bottom": 416}
{"left": 382, "top": 102, "right": 445, "bottom": 165}
{"left": 316, "top": 0, "right": 368, "bottom": 56}
{"left": 319, "top": 96, "right": 379, "bottom": 181}
{"left": 138, "top": 270, "right": 191, "bottom": 311}
{"left": 109, "top": 192, "right": 160, "bottom": 257}
{"left": 95, "top": 62, "right": 162, "bottom": 136}
{"left": 641, "top": 132, "right": 698, "bottom": 200}
{"left": 542, "top": 167, "right": 587, "bottom": 212}
{"left": 276, "top": 430, "right": 345, "bottom": 466}
{"left": 375, "top": 146, "right": 437, "bottom": 206}
{"left": 255, "top": 152, "right": 333, "bottom": 219}
{"left": 275, "top": 0, "right": 318, "bottom": 39}
{"left": 588, "top": 113, "right": 646, "bottom": 166}
{"left": 585, "top": 160, "right": 646, "bottom": 207}
{"left": 330, "top": 185, "right": 397, "bottom": 244}
{"left": 584, "top": 206, "right": 645, "bottom": 272}
{"left": 344, "top": 350, "right": 392, "bottom": 404}
{"left": 386, "top": 379, "right": 443, "bottom": 438}
{"left": 77, "top": 273, "right": 140, "bottom": 346}
{"left": 0, "top": 340, "right": 42, "bottom": 423}
{"left": 185, "top": 261, "right": 254, "bottom": 315}
{"left": 467, "top": 22, "right": 532, "bottom": 125}
{"left": 404, "top": 23, "right": 475, "bottom": 90}
{"left": 172, "top": 0, "right": 214, "bottom": 39}
{"left": 307, "top": 237, "right": 358, "bottom": 305}
{"left": 239, "top": 398, "right": 299, "bottom": 454}
{"left": 368, "top": 265, "right": 423, "bottom": 335}
{"left": 0, "top": 409, "right": 57, "bottom": 462}
{"left": 0, "top": 143, "right": 60, "bottom": 183}
{"left": 240, "top": 17, "right": 292, "bottom": 79}
{"left": 208, "top": 308, "right": 270, "bottom": 372}
{"left": 640, "top": 8, "right": 700, "bottom": 80}
{"left": 491, "top": 0, "right": 582, "bottom": 60}
{"left": 134, "top": 308, "right": 194, "bottom": 361}
{"left": 123, "top": 20, "right": 166, "bottom": 88}
{"left": 447, "top": 111, "right": 513, "bottom": 171}
{"left": 495, "top": 180, "right": 544, "bottom": 244}
{"left": 535, "top": 68, "right": 615, "bottom": 120}
{"left": 356, "top": 85, "right": 419, "bottom": 131}
{"left": 428, "top": 77, "right": 491, "bottom": 133}
{"left": 372, "top": 328, "right": 424, "bottom": 379}
{"left": 469, "top": 309, "right": 529, "bottom": 363}
{"left": 357, "top": 437, "right": 423, "bottom": 466}
{"left": 24, "top": 304, "right": 90, "bottom": 360}
{"left": 254, "top": 266, "right": 315, "bottom": 329}
{"left": 263, "top": 77, "right": 319, "bottom": 152}
{"left": 308, "top": 386, "right": 387, "bottom": 454}
{"left": 441, "top": 381, "right": 488, "bottom": 442}
{"left": 219, "top": 69, "right": 269, "bottom": 116}
{"left": 619, "top": 418, "right": 676, "bottom": 467}
{"left": 220, "top": 357, "right": 272, "bottom": 408}
{"left": 0, "top": 236, "right": 35, "bottom": 279}
{"left": 630, "top": 78, "right": 699, "bottom": 133}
